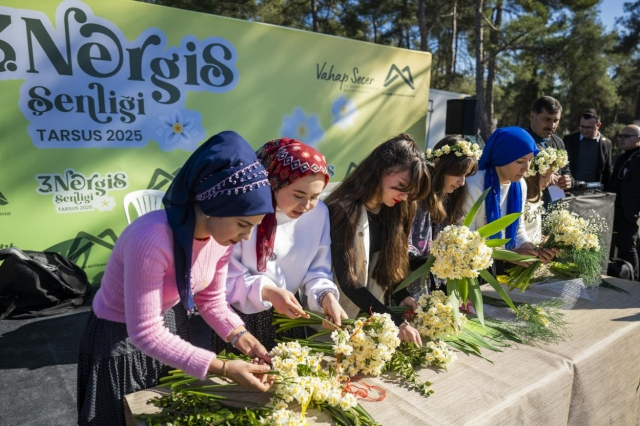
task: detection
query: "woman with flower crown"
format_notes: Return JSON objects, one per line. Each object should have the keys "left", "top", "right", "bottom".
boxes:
{"left": 408, "top": 135, "right": 481, "bottom": 295}
{"left": 523, "top": 148, "right": 570, "bottom": 245}
{"left": 77, "top": 131, "right": 275, "bottom": 426}
{"left": 463, "top": 127, "right": 557, "bottom": 272}
{"left": 324, "top": 133, "right": 431, "bottom": 345}
{"left": 212, "top": 138, "right": 348, "bottom": 355}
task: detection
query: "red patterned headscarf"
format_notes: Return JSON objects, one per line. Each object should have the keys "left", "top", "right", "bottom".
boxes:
{"left": 255, "top": 138, "right": 330, "bottom": 271}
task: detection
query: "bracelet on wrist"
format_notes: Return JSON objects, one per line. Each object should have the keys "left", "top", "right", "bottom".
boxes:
{"left": 318, "top": 290, "right": 333, "bottom": 308}
{"left": 230, "top": 329, "right": 249, "bottom": 348}
{"left": 221, "top": 359, "right": 227, "bottom": 378}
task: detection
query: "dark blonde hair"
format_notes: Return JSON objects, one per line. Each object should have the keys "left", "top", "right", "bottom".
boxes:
{"left": 325, "top": 133, "right": 431, "bottom": 291}
{"left": 423, "top": 135, "right": 479, "bottom": 225}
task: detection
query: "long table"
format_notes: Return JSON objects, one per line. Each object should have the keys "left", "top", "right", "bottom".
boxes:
{"left": 125, "top": 277, "right": 640, "bottom": 426}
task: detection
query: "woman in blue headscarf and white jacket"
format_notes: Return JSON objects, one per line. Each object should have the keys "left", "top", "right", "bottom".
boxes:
{"left": 463, "top": 127, "right": 557, "bottom": 267}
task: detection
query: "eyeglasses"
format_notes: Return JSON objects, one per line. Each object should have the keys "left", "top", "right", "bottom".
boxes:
{"left": 617, "top": 134, "right": 639, "bottom": 139}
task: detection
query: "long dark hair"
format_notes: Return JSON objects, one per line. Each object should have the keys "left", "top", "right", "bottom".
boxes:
{"left": 525, "top": 174, "right": 542, "bottom": 203}
{"left": 423, "top": 135, "right": 478, "bottom": 225}
{"left": 325, "top": 133, "right": 431, "bottom": 291}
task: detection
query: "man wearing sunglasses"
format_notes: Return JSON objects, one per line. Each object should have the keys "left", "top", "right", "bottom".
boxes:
{"left": 606, "top": 124, "right": 640, "bottom": 281}
{"left": 563, "top": 109, "right": 613, "bottom": 188}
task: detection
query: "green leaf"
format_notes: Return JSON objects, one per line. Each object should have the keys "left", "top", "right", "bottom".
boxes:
{"left": 461, "top": 329, "right": 503, "bottom": 351}
{"left": 463, "top": 188, "right": 490, "bottom": 227}
{"left": 468, "top": 277, "right": 484, "bottom": 327}
{"left": 477, "top": 212, "right": 522, "bottom": 239}
{"left": 491, "top": 248, "right": 538, "bottom": 262}
{"left": 447, "top": 281, "right": 461, "bottom": 326}
{"left": 485, "top": 238, "right": 511, "bottom": 248}
{"left": 480, "top": 269, "right": 517, "bottom": 311}
{"left": 394, "top": 254, "right": 435, "bottom": 293}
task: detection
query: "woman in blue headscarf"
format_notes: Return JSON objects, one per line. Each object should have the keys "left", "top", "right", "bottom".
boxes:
{"left": 463, "top": 127, "right": 557, "bottom": 264}
{"left": 77, "top": 131, "right": 275, "bottom": 426}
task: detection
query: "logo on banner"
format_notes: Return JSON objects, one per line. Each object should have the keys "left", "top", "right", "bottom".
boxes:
{"left": 0, "top": 0, "right": 240, "bottom": 151}
{"left": 0, "top": 190, "right": 10, "bottom": 217}
{"left": 316, "top": 62, "right": 376, "bottom": 91}
{"left": 35, "top": 168, "right": 129, "bottom": 214}
{"left": 383, "top": 64, "right": 414, "bottom": 90}
{"left": 146, "top": 168, "right": 181, "bottom": 191}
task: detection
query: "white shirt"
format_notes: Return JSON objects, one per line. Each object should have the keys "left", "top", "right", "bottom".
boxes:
{"left": 523, "top": 198, "right": 545, "bottom": 246}
{"left": 226, "top": 199, "right": 339, "bottom": 314}
{"left": 463, "top": 170, "right": 531, "bottom": 249}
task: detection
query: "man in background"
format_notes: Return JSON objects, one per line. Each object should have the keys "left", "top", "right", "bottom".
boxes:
{"left": 606, "top": 124, "right": 640, "bottom": 281}
{"left": 563, "top": 109, "right": 613, "bottom": 188}
{"left": 525, "top": 96, "right": 573, "bottom": 202}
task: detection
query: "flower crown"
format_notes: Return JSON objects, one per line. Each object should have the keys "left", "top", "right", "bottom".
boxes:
{"left": 524, "top": 147, "right": 569, "bottom": 177}
{"left": 424, "top": 140, "right": 482, "bottom": 167}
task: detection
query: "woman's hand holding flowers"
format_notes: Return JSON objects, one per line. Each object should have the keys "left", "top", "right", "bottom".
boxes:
{"left": 262, "top": 285, "right": 309, "bottom": 319}
{"left": 398, "top": 321, "right": 422, "bottom": 346}
{"left": 320, "top": 292, "right": 347, "bottom": 329}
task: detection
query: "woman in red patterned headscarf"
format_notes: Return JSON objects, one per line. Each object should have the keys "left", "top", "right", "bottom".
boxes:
{"left": 212, "top": 138, "right": 348, "bottom": 353}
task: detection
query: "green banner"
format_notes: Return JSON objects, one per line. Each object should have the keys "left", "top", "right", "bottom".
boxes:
{"left": 0, "top": 0, "right": 431, "bottom": 283}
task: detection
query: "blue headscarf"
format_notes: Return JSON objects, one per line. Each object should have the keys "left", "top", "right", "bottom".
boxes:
{"left": 478, "top": 127, "right": 539, "bottom": 249}
{"left": 163, "top": 131, "right": 274, "bottom": 313}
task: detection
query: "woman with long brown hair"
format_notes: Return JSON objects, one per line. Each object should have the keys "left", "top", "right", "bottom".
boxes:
{"left": 409, "top": 135, "right": 481, "bottom": 294}
{"left": 324, "top": 133, "right": 430, "bottom": 344}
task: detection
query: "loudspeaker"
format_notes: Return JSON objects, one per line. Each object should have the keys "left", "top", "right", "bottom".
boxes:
{"left": 445, "top": 97, "right": 478, "bottom": 135}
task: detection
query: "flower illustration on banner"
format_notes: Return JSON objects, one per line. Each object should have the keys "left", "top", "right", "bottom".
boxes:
{"left": 155, "top": 108, "right": 204, "bottom": 151}
{"left": 94, "top": 196, "right": 117, "bottom": 212}
{"left": 279, "top": 107, "right": 324, "bottom": 146}
{"left": 331, "top": 94, "right": 359, "bottom": 129}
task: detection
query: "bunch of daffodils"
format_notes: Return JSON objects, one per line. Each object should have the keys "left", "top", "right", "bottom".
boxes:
{"left": 542, "top": 209, "right": 600, "bottom": 251}
{"left": 260, "top": 405, "right": 307, "bottom": 426}
{"left": 525, "top": 147, "right": 569, "bottom": 177}
{"left": 411, "top": 290, "right": 466, "bottom": 340}
{"left": 425, "top": 140, "right": 482, "bottom": 167}
{"left": 331, "top": 313, "right": 401, "bottom": 379}
{"left": 515, "top": 304, "right": 549, "bottom": 328}
{"left": 508, "top": 205, "right": 606, "bottom": 290}
{"left": 269, "top": 341, "right": 358, "bottom": 416}
{"left": 431, "top": 225, "right": 493, "bottom": 279}
{"left": 424, "top": 340, "right": 457, "bottom": 369}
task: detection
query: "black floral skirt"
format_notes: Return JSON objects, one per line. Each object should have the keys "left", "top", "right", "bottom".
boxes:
{"left": 77, "top": 305, "right": 191, "bottom": 426}
{"left": 211, "top": 307, "right": 308, "bottom": 355}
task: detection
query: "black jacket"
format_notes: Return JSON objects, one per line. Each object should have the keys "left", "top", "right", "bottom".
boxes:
{"left": 563, "top": 132, "right": 613, "bottom": 187}
{"left": 607, "top": 148, "right": 640, "bottom": 224}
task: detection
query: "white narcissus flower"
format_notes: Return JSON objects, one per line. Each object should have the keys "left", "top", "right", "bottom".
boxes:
{"left": 431, "top": 225, "right": 493, "bottom": 279}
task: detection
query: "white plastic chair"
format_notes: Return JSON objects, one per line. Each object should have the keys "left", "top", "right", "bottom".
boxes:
{"left": 123, "top": 189, "right": 165, "bottom": 224}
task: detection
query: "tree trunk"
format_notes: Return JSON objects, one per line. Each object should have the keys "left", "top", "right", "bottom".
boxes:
{"left": 311, "top": 0, "right": 318, "bottom": 32}
{"left": 418, "top": 0, "right": 428, "bottom": 51}
{"left": 475, "top": 0, "right": 489, "bottom": 139}
{"left": 485, "top": 1, "right": 502, "bottom": 135}
{"left": 451, "top": 1, "right": 458, "bottom": 78}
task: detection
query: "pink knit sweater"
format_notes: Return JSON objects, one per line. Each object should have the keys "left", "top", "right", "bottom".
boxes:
{"left": 93, "top": 210, "right": 244, "bottom": 379}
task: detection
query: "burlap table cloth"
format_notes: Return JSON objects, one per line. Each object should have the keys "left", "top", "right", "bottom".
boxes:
{"left": 535, "top": 277, "right": 640, "bottom": 426}
{"left": 125, "top": 346, "right": 572, "bottom": 426}
{"left": 125, "top": 278, "right": 640, "bottom": 426}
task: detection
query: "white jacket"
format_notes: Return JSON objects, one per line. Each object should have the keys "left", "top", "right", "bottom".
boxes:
{"left": 226, "top": 199, "right": 339, "bottom": 314}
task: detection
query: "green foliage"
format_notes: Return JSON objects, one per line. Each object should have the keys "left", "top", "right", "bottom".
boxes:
{"left": 138, "top": 390, "right": 270, "bottom": 426}
{"left": 385, "top": 342, "right": 435, "bottom": 397}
